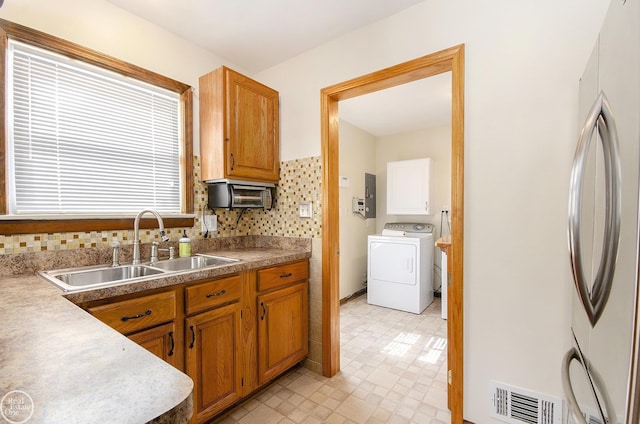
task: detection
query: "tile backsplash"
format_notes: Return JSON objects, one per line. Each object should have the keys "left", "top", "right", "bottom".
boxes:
{"left": 0, "top": 156, "right": 322, "bottom": 255}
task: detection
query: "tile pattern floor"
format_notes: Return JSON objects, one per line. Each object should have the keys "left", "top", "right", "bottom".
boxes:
{"left": 214, "top": 295, "right": 450, "bottom": 424}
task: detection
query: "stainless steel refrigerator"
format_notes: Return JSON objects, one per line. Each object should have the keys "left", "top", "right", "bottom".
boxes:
{"left": 562, "top": 0, "right": 640, "bottom": 423}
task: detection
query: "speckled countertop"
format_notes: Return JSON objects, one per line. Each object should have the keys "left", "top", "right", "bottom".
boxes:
{"left": 0, "top": 237, "right": 311, "bottom": 424}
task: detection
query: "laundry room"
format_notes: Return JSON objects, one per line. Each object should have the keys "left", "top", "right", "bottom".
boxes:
{"left": 337, "top": 72, "right": 452, "bottom": 312}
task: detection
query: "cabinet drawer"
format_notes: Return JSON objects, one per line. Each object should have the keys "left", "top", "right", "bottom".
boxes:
{"left": 185, "top": 274, "right": 241, "bottom": 315}
{"left": 88, "top": 291, "right": 176, "bottom": 335}
{"left": 257, "top": 260, "right": 308, "bottom": 292}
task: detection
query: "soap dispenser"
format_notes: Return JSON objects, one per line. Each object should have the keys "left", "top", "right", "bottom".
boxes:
{"left": 179, "top": 230, "right": 191, "bottom": 257}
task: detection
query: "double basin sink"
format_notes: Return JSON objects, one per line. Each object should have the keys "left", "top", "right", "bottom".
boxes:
{"left": 38, "top": 254, "right": 239, "bottom": 292}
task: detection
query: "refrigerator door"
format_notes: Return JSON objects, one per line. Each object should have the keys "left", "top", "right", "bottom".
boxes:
{"left": 567, "top": 1, "right": 640, "bottom": 423}
{"left": 588, "top": 0, "right": 640, "bottom": 422}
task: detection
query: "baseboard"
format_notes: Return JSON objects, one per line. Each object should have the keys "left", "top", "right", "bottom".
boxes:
{"left": 340, "top": 288, "right": 366, "bottom": 305}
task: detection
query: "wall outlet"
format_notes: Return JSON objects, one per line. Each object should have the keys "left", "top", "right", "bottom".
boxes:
{"left": 299, "top": 201, "right": 313, "bottom": 218}
{"left": 202, "top": 214, "right": 217, "bottom": 232}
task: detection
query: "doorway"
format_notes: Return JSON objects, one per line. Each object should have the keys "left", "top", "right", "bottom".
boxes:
{"left": 320, "top": 44, "right": 465, "bottom": 423}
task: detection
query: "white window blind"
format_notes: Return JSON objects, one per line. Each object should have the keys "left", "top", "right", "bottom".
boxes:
{"left": 7, "top": 40, "right": 181, "bottom": 215}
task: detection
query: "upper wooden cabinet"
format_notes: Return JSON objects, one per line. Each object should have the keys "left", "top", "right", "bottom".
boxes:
{"left": 199, "top": 66, "right": 280, "bottom": 183}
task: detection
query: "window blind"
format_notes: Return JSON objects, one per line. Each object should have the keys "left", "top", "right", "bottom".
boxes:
{"left": 7, "top": 40, "right": 182, "bottom": 215}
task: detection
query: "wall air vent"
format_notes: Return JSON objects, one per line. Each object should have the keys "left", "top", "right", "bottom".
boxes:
{"left": 489, "top": 381, "right": 562, "bottom": 424}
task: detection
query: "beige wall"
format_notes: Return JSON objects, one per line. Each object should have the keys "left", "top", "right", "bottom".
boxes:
{"left": 254, "top": 0, "right": 610, "bottom": 421}
{"left": 338, "top": 120, "right": 377, "bottom": 299}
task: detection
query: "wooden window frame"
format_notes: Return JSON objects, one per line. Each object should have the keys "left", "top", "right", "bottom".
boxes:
{"left": 0, "top": 19, "right": 195, "bottom": 235}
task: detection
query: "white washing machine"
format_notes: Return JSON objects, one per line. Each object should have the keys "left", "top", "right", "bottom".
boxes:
{"left": 367, "top": 222, "right": 434, "bottom": 314}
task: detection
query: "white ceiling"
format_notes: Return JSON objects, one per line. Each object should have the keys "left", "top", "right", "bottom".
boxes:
{"left": 105, "top": 0, "right": 450, "bottom": 136}
{"left": 340, "top": 72, "right": 451, "bottom": 136}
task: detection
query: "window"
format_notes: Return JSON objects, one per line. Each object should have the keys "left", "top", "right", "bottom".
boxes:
{"left": 0, "top": 19, "right": 194, "bottom": 234}
{"left": 9, "top": 41, "right": 181, "bottom": 214}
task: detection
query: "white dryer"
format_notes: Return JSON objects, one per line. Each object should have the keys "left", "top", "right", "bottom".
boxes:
{"left": 367, "top": 222, "right": 434, "bottom": 314}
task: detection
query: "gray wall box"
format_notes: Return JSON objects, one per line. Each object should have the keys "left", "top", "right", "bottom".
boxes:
{"left": 365, "top": 173, "right": 376, "bottom": 218}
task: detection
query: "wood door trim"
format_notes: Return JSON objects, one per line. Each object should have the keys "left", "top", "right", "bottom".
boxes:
{"left": 320, "top": 44, "right": 465, "bottom": 423}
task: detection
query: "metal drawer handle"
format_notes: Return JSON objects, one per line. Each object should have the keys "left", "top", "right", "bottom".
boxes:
{"left": 260, "top": 302, "right": 266, "bottom": 320}
{"left": 206, "top": 289, "right": 227, "bottom": 298}
{"left": 168, "top": 331, "right": 175, "bottom": 357}
{"left": 280, "top": 272, "right": 293, "bottom": 279}
{"left": 189, "top": 325, "right": 196, "bottom": 349}
{"left": 121, "top": 309, "right": 152, "bottom": 322}
{"left": 568, "top": 91, "right": 621, "bottom": 326}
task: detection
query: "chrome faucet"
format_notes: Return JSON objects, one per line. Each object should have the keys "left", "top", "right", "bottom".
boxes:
{"left": 132, "top": 209, "right": 170, "bottom": 264}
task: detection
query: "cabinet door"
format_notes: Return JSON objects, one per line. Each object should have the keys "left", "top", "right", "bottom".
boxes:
{"left": 128, "top": 322, "right": 178, "bottom": 368}
{"left": 387, "top": 158, "right": 431, "bottom": 215}
{"left": 185, "top": 302, "right": 242, "bottom": 424}
{"left": 257, "top": 282, "right": 308, "bottom": 385}
{"left": 226, "top": 69, "right": 279, "bottom": 182}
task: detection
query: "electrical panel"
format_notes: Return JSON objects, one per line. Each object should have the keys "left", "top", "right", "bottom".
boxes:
{"left": 364, "top": 173, "right": 376, "bottom": 218}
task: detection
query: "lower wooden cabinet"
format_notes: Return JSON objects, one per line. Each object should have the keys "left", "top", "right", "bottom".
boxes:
{"left": 257, "top": 281, "right": 309, "bottom": 385}
{"left": 185, "top": 301, "right": 243, "bottom": 423}
{"left": 81, "top": 259, "right": 309, "bottom": 424}
{"left": 128, "top": 321, "right": 178, "bottom": 368}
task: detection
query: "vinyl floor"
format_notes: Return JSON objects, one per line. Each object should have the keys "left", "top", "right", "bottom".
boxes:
{"left": 214, "top": 295, "right": 450, "bottom": 424}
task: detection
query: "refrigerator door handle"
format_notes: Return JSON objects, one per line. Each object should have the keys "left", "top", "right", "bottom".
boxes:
{"left": 568, "top": 91, "right": 622, "bottom": 326}
{"left": 562, "top": 347, "right": 617, "bottom": 424}
{"left": 562, "top": 348, "right": 590, "bottom": 424}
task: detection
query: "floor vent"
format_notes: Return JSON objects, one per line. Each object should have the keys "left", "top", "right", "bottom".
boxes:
{"left": 489, "top": 381, "right": 562, "bottom": 424}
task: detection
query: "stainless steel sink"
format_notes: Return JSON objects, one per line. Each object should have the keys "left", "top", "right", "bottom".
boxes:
{"left": 148, "top": 254, "right": 239, "bottom": 272}
{"left": 38, "top": 254, "right": 239, "bottom": 292}
{"left": 38, "top": 264, "right": 166, "bottom": 292}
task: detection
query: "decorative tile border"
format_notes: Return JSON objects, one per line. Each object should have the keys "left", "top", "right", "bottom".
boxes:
{"left": 0, "top": 156, "right": 322, "bottom": 255}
